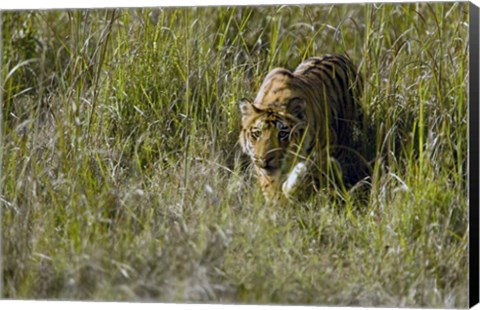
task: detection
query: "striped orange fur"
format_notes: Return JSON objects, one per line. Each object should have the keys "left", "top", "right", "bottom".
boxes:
{"left": 239, "top": 55, "right": 364, "bottom": 202}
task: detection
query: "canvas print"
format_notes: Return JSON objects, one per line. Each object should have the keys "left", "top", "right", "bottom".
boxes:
{"left": 0, "top": 2, "right": 472, "bottom": 308}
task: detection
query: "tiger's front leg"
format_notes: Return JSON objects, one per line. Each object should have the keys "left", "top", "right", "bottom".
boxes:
{"left": 281, "top": 162, "right": 309, "bottom": 200}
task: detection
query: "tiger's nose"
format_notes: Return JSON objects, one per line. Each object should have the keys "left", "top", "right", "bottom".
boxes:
{"left": 254, "top": 153, "right": 276, "bottom": 169}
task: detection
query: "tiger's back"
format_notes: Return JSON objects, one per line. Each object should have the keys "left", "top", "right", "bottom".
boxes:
{"left": 294, "top": 55, "right": 363, "bottom": 150}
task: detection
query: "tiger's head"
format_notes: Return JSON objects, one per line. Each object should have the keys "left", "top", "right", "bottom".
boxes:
{"left": 239, "top": 69, "right": 310, "bottom": 198}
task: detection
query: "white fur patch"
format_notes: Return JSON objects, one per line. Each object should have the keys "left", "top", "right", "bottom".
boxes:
{"left": 282, "top": 162, "right": 307, "bottom": 197}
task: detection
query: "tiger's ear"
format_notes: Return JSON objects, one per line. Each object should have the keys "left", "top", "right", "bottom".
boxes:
{"left": 287, "top": 98, "right": 306, "bottom": 120}
{"left": 239, "top": 98, "right": 257, "bottom": 121}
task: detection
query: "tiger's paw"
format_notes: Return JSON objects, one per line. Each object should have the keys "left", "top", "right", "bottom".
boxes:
{"left": 282, "top": 162, "right": 308, "bottom": 199}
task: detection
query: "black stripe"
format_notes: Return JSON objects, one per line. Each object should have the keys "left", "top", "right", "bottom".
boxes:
{"left": 305, "top": 67, "right": 337, "bottom": 96}
{"left": 317, "top": 65, "right": 346, "bottom": 99}
{"left": 304, "top": 57, "right": 323, "bottom": 66}
{"left": 271, "top": 69, "right": 294, "bottom": 78}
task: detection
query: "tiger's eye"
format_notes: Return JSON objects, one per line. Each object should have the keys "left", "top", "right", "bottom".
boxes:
{"left": 251, "top": 130, "right": 261, "bottom": 140}
{"left": 276, "top": 121, "right": 289, "bottom": 130}
{"left": 278, "top": 130, "right": 289, "bottom": 141}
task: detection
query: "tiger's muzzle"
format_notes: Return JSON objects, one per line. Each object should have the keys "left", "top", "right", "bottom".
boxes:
{"left": 253, "top": 150, "right": 283, "bottom": 174}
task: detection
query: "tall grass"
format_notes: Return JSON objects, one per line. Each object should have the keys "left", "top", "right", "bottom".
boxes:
{"left": 1, "top": 3, "right": 469, "bottom": 307}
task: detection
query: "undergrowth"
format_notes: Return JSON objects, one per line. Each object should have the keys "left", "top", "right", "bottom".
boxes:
{"left": 1, "top": 3, "right": 469, "bottom": 307}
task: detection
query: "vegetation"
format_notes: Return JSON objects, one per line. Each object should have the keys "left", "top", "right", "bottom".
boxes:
{"left": 1, "top": 3, "right": 469, "bottom": 307}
